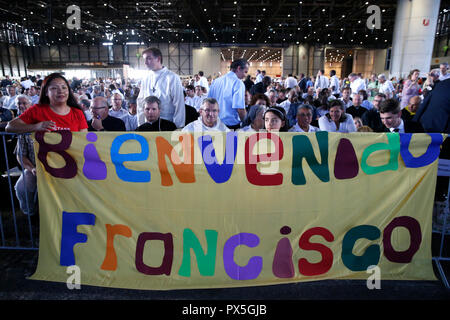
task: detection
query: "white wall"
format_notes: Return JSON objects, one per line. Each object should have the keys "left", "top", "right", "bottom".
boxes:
{"left": 192, "top": 47, "right": 221, "bottom": 78}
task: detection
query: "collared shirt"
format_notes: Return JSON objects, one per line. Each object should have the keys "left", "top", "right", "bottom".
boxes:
{"left": 185, "top": 96, "right": 196, "bottom": 108}
{"left": 439, "top": 73, "right": 450, "bottom": 81}
{"left": 195, "top": 76, "right": 209, "bottom": 92}
{"left": 314, "top": 76, "right": 330, "bottom": 90}
{"left": 389, "top": 120, "right": 405, "bottom": 133}
{"left": 182, "top": 117, "right": 230, "bottom": 132}
{"left": 29, "top": 95, "right": 39, "bottom": 105}
{"left": 194, "top": 94, "right": 208, "bottom": 111}
{"left": 379, "top": 81, "right": 395, "bottom": 98}
{"left": 255, "top": 74, "right": 263, "bottom": 84}
{"left": 3, "top": 95, "right": 17, "bottom": 110}
{"left": 330, "top": 75, "right": 340, "bottom": 94}
{"left": 350, "top": 78, "right": 367, "bottom": 95}
{"left": 285, "top": 77, "right": 298, "bottom": 89}
{"left": 137, "top": 66, "right": 186, "bottom": 128}
{"left": 288, "top": 123, "right": 320, "bottom": 132}
{"left": 340, "top": 98, "right": 353, "bottom": 111}
{"left": 109, "top": 108, "right": 138, "bottom": 131}
{"left": 208, "top": 71, "right": 246, "bottom": 127}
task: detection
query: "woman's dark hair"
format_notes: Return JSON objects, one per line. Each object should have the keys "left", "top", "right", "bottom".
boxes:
{"left": 326, "top": 99, "right": 347, "bottom": 122}
{"left": 264, "top": 106, "right": 289, "bottom": 132}
{"left": 358, "top": 89, "right": 368, "bottom": 101}
{"left": 39, "top": 73, "right": 82, "bottom": 110}
{"left": 241, "top": 104, "right": 266, "bottom": 128}
{"left": 250, "top": 93, "right": 270, "bottom": 107}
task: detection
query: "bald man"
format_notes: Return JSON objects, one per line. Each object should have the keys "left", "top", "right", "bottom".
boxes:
{"left": 402, "top": 95, "right": 421, "bottom": 121}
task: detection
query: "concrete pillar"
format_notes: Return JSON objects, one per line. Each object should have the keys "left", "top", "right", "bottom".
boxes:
{"left": 313, "top": 46, "right": 325, "bottom": 75}
{"left": 390, "top": 0, "right": 441, "bottom": 78}
{"left": 297, "top": 44, "right": 309, "bottom": 75}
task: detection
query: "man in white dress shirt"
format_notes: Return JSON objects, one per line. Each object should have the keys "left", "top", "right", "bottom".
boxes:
{"left": 314, "top": 70, "right": 330, "bottom": 90}
{"left": 255, "top": 70, "right": 263, "bottom": 84}
{"left": 182, "top": 98, "right": 229, "bottom": 132}
{"left": 185, "top": 85, "right": 196, "bottom": 107}
{"left": 193, "top": 85, "right": 208, "bottom": 111}
{"left": 195, "top": 71, "right": 209, "bottom": 92}
{"left": 329, "top": 70, "right": 340, "bottom": 97}
{"left": 349, "top": 73, "right": 367, "bottom": 95}
{"left": 285, "top": 74, "right": 298, "bottom": 89}
{"left": 137, "top": 47, "right": 185, "bottom": 128}
{"left": 377, "top": 74, "right": 395, "bottom": 99}
{"left": 289, "top": 104, "right": 320, "bottom": 132}
{"left": 109, "top": 92, "right": 137, "bottom": 131}
{"left": 28, "top": 86, "right": 40, "bottom": 105}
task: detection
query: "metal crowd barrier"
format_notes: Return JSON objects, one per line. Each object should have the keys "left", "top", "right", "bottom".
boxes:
{"left": 433, "top": 158, "right": 450, "bottom": 288}
{"left": 0, "top": 132, "right": 38, "bottom": 250}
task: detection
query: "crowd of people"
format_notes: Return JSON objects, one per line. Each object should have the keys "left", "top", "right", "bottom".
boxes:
{"left": 0, "top": 47, "right": 449, "bottom": 216}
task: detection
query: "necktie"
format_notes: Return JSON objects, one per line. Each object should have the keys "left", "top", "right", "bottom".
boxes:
{"left": 393, "top": 128, "right": 399, "bottom": 132}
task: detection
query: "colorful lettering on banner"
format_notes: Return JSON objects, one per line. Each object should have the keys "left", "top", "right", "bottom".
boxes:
{"left": 245, "top": 133, "right": 284, "bottom": 186}
{"left": 334, "top": 138, "right": 359, "bottom": 180}
{"left": 291, "top": 131, "right": 329, "bottom": 185}
{"left": 60, "top": 211, "right": 96, "bottom": 266}
{"left": 400, "top": 133, "right": 443, "bottom": 168}
{"left": 198, "top": 132, "right": 238, "bottom": 184}
{"left": 83, "top": 133, "right": 107, "bottom": 180}
{"left": 29, "top": 132, "right": 444, "bottom": 290}
{"left": 135, "top": 232, "right": 174, "bottom": 276}
{"left": 341, "top": 225, "right": 381, "bottom": 272}
{"left": 156, "top": 134, "right": 195, "bottom": 186}
{"left": 223, "top": 233, "right": 263, "bottom": 280}
{"left": 35, "top": 131, "right": 77, "bottom": 179}
{"left": 272, "top": 226, "right": 295, "bottom": 278}
{"left": 178, "top": 229, "right": 218, "bottom": 277}
{"left": 111, "top": 133, "right": 150, "bottom": 183}
{"left": 298, "top": 227, "right": 334, "bottom": 276}
{"left": 383, "top": 216, "right": 422, "bottom": 263}
{"left": 101, "top": 224, "right": 132, "bottom": 271}
{"left": 361, "top": 133, "right": 400, "bottom": 175}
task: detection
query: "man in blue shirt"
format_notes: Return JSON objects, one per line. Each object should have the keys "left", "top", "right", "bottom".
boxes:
{"left": 208, "top": 59, "right": 249, "bottom": 130}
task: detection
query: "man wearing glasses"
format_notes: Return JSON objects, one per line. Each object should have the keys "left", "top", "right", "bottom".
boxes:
{"left": 182, "top": 98, "right": 229, "bottom": 132}
{"left": 361, "top": 93, "right": 386, "bottom": 132}
{"left": 88, "top": 96, "right": 126, "bottom": 131}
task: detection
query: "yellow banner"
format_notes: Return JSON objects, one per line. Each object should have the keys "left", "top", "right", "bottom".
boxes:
{"left": 30, "top": 131, "right": 444, "bottom": 290}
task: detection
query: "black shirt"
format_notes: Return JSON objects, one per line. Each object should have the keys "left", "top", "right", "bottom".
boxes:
{"left": 361, "top": 109, "right": 384, "bottom": 132}
{"left": 135, "top": 118, "right": 177, "bottom": 131}
{"left": 346, "top": 105, "right": 367, "bottom": 119}
{"left": 88, "top": 115, "right": 126, "bottom": 131}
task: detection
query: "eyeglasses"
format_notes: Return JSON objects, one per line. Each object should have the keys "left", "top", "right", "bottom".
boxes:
{"left": 201, "top": 109, "right": 219, "bottom": 113}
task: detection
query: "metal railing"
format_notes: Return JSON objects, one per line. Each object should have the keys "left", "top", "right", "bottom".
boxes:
{"left": 0, "top": 132, "right": 38, "bottom": 250}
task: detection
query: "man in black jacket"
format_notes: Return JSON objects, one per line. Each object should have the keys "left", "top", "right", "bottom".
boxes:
{"left": 361, "top": 93, "right": 386, "bottom": 132}
{"left": 88, "top": 97, "right": 126, "bottom": 131}
{"left": 413, "top": 78, "right": 450, "bottom": 133}
{"left": 379, "top": 99, "right": 424, "bottom": 133}
{"left": 250, "top": 76, "right": 271, "bottom": 95}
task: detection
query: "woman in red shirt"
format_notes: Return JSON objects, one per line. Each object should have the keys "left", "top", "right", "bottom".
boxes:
{"left": 6, "top": 73, "right": 88, "bottom": 132}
